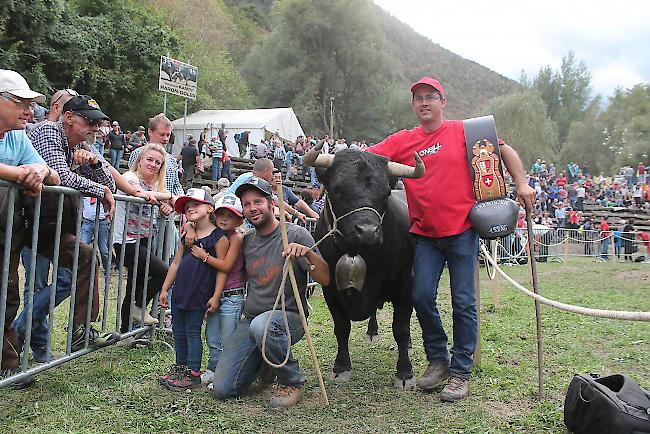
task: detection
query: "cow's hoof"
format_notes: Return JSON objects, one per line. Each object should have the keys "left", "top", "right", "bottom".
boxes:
{"left": 330, "top": 370, "right": 352, "bottom": 382}
{"left": 365, "top": 333, "right": 380, "bottom": 343}
{"left": 393, "top": 376, "right": 416, "bottom": 390}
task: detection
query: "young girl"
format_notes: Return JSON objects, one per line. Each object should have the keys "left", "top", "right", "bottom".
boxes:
{"left": 158, "top": 188, "right": 229, "bottom": 391}
{"left": 184, "top": 193, "right": 246, "bottom": 385}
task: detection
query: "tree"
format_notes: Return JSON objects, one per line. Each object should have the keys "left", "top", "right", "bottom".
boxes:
{"left": 485, "top": 88, "right": 557, "bottom": 168}
{"left": 601, "top": 84, "right": 650, "bottom": 169}
{"left": 0, "top": 0, "right": 180, "bottom": 128}
{"left": 532, "top": 52, "right": 593, "bottom": 152}
{"left": 242, "top": 0, "right": 387, "bottom": 140}
{"left": 560, "top": 97, "right": 611, "bottom": 174}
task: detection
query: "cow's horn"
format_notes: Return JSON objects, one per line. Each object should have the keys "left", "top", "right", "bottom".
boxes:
{"left": 303, "top": 141, "right": 334, "bottom": 168}
{"left": 387, "top": 152, "right": 425, "bottom": 179}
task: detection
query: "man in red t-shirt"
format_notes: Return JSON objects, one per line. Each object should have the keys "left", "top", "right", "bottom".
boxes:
{"left": 368, "top": 76, "right": 534, "bottom": 402}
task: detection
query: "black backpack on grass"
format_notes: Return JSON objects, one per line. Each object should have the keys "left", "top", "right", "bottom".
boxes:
{"left": 564, "top": 373, "right": 650, "bottom": 433}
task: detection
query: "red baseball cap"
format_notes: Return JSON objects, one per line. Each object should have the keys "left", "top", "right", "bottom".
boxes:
{"left": 411, "top": 76, "right": 445, "bottom": 98}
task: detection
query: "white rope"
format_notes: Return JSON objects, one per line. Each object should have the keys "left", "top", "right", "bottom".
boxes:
{"left": 479, "top": 244, "right": 650, "bottom": 322}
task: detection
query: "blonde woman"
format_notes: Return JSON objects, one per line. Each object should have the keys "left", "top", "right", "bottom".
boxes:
{"left": 113, "top": 143, "right": 174, "bottom": 334}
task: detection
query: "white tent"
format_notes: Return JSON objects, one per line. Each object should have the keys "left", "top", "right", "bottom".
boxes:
{"left": 171, "top": 108, "right": 305, "bottom": 157}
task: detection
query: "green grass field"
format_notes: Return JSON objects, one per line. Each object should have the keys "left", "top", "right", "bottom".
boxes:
{"left": 1, "top": 259, "right": 649, "bottom": 433}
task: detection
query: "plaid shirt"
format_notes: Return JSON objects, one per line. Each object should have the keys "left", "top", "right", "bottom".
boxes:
{"left": 28, "top": 121, "right": 115, "bottom": 198}
{"left": 128, "top": 147, "right": 184, "bottom": 196}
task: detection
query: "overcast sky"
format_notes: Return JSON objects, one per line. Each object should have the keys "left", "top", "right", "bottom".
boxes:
{"left": 373, "top": 0, "right": 650, "bottom": 98}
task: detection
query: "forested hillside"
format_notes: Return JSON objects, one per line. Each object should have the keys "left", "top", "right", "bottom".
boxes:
{"left": 1, "top": 0, "right": 648, "bottom": 170}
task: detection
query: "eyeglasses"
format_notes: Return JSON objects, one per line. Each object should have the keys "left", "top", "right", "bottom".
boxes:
{"left": 413, "top": 95, "right": 441, "bottom": 104}
{"left": 51, "top": 88, "right": 79, "bottom": 106}
{"left": 1, "top": 93, "right": 33, "bottom": 110}
{"left": 73, "top": 112, "right": 103, "bottom": 127}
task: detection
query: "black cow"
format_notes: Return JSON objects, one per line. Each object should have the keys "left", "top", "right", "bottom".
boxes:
{"left": 304, "top": 144, "right": 424, "bottom": 389}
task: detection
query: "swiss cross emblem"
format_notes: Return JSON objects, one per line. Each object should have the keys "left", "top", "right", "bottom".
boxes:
{"left": 483, "top": 175, "right": 494, "bottom": 187}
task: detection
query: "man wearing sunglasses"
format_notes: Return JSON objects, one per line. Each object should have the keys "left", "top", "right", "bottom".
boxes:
{"left": 25, "top": 95, "right": 120, "bottom": 355}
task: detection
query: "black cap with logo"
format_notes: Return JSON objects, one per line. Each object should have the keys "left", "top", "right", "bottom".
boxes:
{"left": 235, "top": 176, "right": 273, "bottom": 198}
{"left": 62, "top": 95, "right": 110, "bottom": 120}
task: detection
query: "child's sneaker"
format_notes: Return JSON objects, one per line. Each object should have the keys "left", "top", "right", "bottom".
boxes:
{"left": 166, "top": 368, "right": 201, "bottom": 391}
{"left": 70, "top": 324, "right": 120, "bottom": 352}
{"left": 158, "top": 364, "right": 185, "bottom": 386}
{"left": 200, "top": 369, "right": 214, "bottom": 385}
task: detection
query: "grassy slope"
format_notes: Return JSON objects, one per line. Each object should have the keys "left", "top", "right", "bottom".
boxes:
{"left": 1, "top": 259, "right": 648, "bottom": 433}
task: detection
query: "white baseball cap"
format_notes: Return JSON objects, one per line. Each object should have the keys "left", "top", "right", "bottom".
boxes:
{"left": 0, "top": 70, "right": 46, "bottom": 104}
{"left": 214, "top": 193, "right": 243, "bottom": 217}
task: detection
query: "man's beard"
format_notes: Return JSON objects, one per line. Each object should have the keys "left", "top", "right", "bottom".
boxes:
{"left": 250, "top": 210, "right": 273, "bottom": 229}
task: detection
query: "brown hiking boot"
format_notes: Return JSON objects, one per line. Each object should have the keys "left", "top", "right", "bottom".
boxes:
{"left": 416, "top": 362, "right": 449, "bottom": 391}
{"left": 269, "top": 384, "right": 301, "bottom": 409}
{"left": 440, "top": 376, "right": 470, "bottom": 402}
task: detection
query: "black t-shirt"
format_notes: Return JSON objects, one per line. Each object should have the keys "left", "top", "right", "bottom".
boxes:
{"left": 180, "top": 145, "right": 199, "bottom": 168}
{"left": 108, "top": 131, "right": 126, "bottom": 150}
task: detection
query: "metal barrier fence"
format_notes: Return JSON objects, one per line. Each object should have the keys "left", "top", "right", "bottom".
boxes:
{"left": 493, "top": 228, "right": 649, "bottom": 264}
{"left": 0, "top": 180, "right": 176, "bottom": 388}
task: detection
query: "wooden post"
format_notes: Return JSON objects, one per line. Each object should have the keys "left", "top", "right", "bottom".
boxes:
{"left": 275, "top": 181, "right": 329, "bottom": 405}
{"left": 473, "top": 258, "right": 481, "bottom": 366}
{"left": 526, "top": 211, "right": 545, "bottom": 400}
{"left": 491, "top": 239, "right": 500, "bottom": 310}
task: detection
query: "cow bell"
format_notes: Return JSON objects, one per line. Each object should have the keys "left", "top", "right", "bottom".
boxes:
{"left": 335, "top": 254, "right": 366, "bottom": 292}
{"left": 468, "top": 197, "right": 519, "bottom": 239}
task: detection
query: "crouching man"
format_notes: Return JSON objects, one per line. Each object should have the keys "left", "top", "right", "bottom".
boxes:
{"left": 212, "top": 177, "right": 329, "bottom": 408}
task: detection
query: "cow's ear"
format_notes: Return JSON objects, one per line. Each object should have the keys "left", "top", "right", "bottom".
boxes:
{"left": 316, "top": 167, "right": 329, "bottom": 185}
{"left": 388, "top": 176, "right": 398, "bottom": 190}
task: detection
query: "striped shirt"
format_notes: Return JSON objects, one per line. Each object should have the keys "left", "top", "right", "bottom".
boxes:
{"left": 28, "top": 121, "right": 115, "bottom": 198}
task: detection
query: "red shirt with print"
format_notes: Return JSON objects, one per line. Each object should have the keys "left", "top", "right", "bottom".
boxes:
{"left": 367, "top": 120, "right": 475, "bottom": 238}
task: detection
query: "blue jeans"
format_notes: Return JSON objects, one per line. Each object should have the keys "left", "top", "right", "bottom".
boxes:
{"left": 109, "top": 149, "right": 123, "bottom": 169}
{"left": 284, "top": 152, "right": 293, "bottom": 179}
{"left": 221, "top": 160, "right": 232, "bottom": 182}
{"left": 412, "top": 229, "right": 479, "bottom": 379}
{"left": 211, "top": 158, "right": 222, "bottom": 181}
{"left": 18, "top": 248, "right": 51, "bottom": 349}
{"left": 205, "top": 294, "right": 244, "bottom": 371}
{"left": 80, "top": 218, "right": 110, "bottom": 272}
{"left": 213, "top": 310, "right": 306, "bottom": 399}
{"left": 13, "top": 266, "right": 73, "bottom": 349}
{"left": 171, "top": 304, "right": 205, "bottom": 372}
{"left": 600, "top": 238, "right": 611, "bottom": 260}
{"left": 92, "top": 142, "right": 104, "bottom": 157}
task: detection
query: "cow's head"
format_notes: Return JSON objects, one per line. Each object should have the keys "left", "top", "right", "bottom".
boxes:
{"left": 305, "top": 143, "right": 424, "bottom": 250}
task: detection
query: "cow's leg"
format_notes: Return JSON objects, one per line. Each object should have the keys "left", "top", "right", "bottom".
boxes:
{"left": 365, "top": 310, "right": 380, "bottom": 343}
{"left": 391, "top": 298, "right": 415, "bottom": 390}
{"left": 324, "top": 292, "right": 352, "bottom": 382}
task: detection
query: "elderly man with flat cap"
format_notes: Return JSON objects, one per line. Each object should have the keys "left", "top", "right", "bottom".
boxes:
{"left": 368, "top": 76, "right": 535, "bottom": 402}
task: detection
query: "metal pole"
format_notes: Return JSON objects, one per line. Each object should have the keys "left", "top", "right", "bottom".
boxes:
{"left": 183, "top": 98, "right": 188, "bottom": 146}
{"left": 526, "top": 210, "right": 545, "bottom": 400}
{"left": 163, "top": 92, "right": 167, "bottom": 116}
{"left": 329, "top": 97, "right": 334, "bottom": 139}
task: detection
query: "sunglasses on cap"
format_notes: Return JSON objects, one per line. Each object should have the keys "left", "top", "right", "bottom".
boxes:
{"left": 51, "top": 88, "right": 79, "bottom": 106}
{"left": 73, "top": 112, "right": 103, "bottom": 127}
